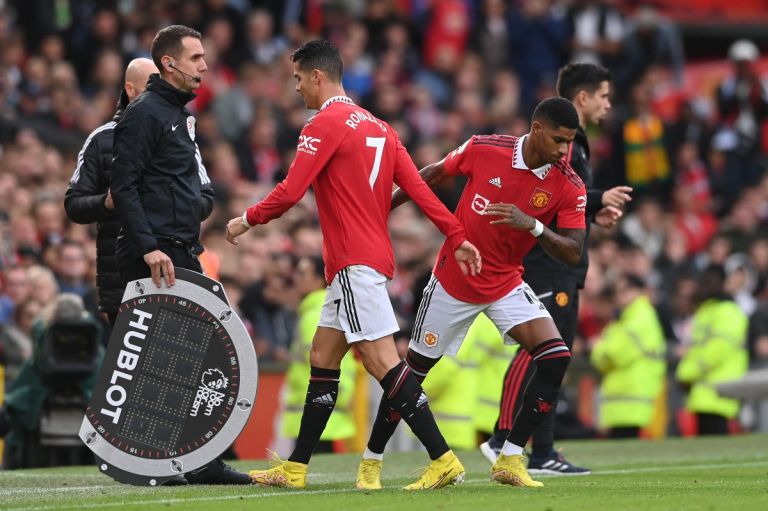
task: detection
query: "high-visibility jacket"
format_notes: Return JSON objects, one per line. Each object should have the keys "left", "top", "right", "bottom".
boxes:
{"left": 676, "top": 298, "right": 748, "bottom": 419}
{"left": 462, "top": 314, "right": 519, "bottom": 435}
{"left": 281, "top": 289, "right": 356, "bottom": 440}
{"left": 421, "top": 327, "right": 479, "bottom": 450}
{"left": 591, "top": 295, "right": 666, "bottom": 429}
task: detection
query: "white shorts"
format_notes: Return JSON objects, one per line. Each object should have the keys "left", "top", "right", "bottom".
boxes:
{"left": 317, "top": 265, "right": 400, "bottom": 343}
{"left": 409, "top": 275, "right": 552, "bottom": 358}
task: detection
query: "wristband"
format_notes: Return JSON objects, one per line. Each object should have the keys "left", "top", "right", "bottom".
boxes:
{"left": 242, "top": 211, "right": 253, "bottom": 228}
{"left": 529, "top": 219, "right": 544, "bottom": 238}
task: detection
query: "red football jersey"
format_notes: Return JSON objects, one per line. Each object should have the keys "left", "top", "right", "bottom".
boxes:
{"left": 434, "top": 134, "right": 587, "bottom": 303}
{"left": 245, "top": 96, "right": 467, "bottom": 283}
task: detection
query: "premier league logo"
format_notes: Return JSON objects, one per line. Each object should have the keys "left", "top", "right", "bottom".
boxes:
{"left": 79, "top": 269, "right": 257, "bottom": 486}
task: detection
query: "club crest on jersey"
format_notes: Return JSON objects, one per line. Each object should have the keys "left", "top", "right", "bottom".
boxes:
{"left": 297, "top": 135, "right": 321, "bottom": 154}
{"left": 471, "top": 193, "right": 490, "bottom": 214}
{"left": 555, "top": 292, "right": 569, "bottom": 307}
{"left": 424, "top": 331, "right": 439, "bottom": 347}
{"left": 529, "top": 188, "right": 552, "bottom": 209}
{"left": 186, "top": 116, "right": 196, "bottom": 141}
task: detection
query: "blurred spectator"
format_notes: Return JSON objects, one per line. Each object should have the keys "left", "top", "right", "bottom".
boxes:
{"left": 714, "top": 39, "right": 768, "bottom": 192}
{"left": 591, "top": 274, "right": 666, "bottom": 438}
{"left": 508, "top": 0, "right": 570, "bottom": 115}
{"left": 567, "top": 0, "right": 625, "bottom": 68}
{"left": 676, "top": 265, "right": 748, "bottom": 435}
{"left": 609, "top": 71, "right": 672, "bottom": 200}
{"left": 724, "top": 253, "right": 758, "bottom": 316}
{"left": 53, "top": 240, "right": 92, "bottom": 299}
{"left": 615, "top": 6, "right": 684, "bottom": 93}
{"left": 244, "top": 8, "right": 288, "bottom": 66}
{"left": 0, "top": 297, "right": 38, "bottom": 386}
{"left": 239, "top": 263, "right": 297, "bottom": 363}
{"left": 470, "top": 0, "right": 510, "bottom": 76}
{"left": 620, "top": 196, "right": 666, "bottom": 261}
{"left": 422, "top": 0, "right": 470, "bottom": 74}
{"left": 0, "top": 266, "right": 30, "bottom": 323}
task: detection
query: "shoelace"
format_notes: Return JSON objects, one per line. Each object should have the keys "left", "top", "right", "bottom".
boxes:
{"left": 265, "top": 449, "right": 289, "bottom": 468}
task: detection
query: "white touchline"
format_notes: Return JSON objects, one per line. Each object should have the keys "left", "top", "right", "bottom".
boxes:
{"left": 2, "top": 459, "right": 767, "bottom": 511}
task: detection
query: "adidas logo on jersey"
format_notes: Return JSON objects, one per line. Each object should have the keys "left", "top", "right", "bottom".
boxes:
{"left": 489, "top": 177, "right": 502, "bottom": 188}
{"left": 312, "top": 393, "right": 335, "bottom": 405}
{"left": 415, "top": 392, "right": 429, "bottom": 408}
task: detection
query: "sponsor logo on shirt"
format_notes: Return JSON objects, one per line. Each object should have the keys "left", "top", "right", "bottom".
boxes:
{"left": 297, "top": 135, "right": 321, "bottom": 154}
{"left": 424, "top": 331, "right": 439, "bottom": 347}
{"left": 471, "top": 193, "right": 490, "bottom": 214}
{"left": 488, "top": 176, "right": 502, "bottom": 188}
{"left": 529, "top": 188, "right": 552, "bottom": 209}
{"left": 576, "top": 194, "right": 587, "bottom": 212}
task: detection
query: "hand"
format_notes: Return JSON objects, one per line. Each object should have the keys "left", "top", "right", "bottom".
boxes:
{"left": 143, "top": 250, "right": 175, "bottom": 287}
{"left": 601, "top": 186, "right": 633, "bottom": 208}
{"left": 594, "top": 206, "right": 623, "bottom": 228}
{"left": 104, "top": 189, "right": 114, "bottom": 210}
{"left": 484, "top": 203, "right": 535, "bottom": 231}
{"left": 454, "top": 240, "right": 482, "bottom": 276}
{"left": 226, "top": 216, "right": 250, "bottom": 245}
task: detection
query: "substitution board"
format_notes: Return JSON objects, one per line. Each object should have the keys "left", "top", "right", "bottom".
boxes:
{"left": 79, "top": 268, "right": 257, "bottom": 486}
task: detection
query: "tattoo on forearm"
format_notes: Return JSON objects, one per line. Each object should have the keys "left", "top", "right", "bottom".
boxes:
{"left": 537, "top": 228, "right": 585, "bottom": 266}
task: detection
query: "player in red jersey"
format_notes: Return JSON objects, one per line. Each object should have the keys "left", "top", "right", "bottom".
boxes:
{"left": 225, "top": 40, "right": 480, "bottom": 490}
{"left": 355, "top": 97, "right": 586, "bottom": 489}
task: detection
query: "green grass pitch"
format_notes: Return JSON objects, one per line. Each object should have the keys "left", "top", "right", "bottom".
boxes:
{"left": 1, "top": 434, "right": 766, "bottom": 511}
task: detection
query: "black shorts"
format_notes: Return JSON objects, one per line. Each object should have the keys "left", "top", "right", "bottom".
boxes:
{"left": 523, "top": 274, "right": 579, "bottom": 350}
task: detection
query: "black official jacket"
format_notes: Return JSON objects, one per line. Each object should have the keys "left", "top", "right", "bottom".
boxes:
{"left": 64, "top": 92, "right": 128, "bottom": 313}
{"left": 111, "top": 74, "right": 214, "bottom": 258}
{"left": 523, "top": 126, "right": 604, "bottom": 286}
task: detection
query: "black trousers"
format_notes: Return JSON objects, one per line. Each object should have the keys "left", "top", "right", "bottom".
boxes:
{"left": 117, "top": 242, "right": 202, "bottom": 285}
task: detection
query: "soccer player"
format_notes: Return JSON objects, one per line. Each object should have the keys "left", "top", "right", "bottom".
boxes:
{"left": 225, "top": 40, "right": 481, "bottom": 490}
{"left": 481, "top": 63, "right": 633, "bottom": 475}
{"left": 356, "top": 97, "right": 587, "bottom": 489}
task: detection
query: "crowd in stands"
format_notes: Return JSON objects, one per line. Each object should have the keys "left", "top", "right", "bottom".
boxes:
{"left": 1, "top": 0, "right": 767, "bottom": 436}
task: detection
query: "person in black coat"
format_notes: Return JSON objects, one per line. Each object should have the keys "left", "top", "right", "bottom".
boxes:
{"left": 108, "top": 24, "right": 248, "bottom": 486}
{"left": 64, "top": 58, "right": 159, "bottom": 326}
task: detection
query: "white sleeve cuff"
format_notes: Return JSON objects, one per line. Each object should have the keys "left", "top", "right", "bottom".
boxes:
{"left": 242, "top": 211, "right": 253, "bottom": 228}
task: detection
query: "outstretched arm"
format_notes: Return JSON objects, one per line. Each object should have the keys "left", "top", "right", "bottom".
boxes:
{"left": 391, "top": 159, "right": 450, "bottom": 210}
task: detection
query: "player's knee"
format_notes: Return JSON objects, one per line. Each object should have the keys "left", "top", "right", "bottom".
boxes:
{"left": 308, "top": 343, "right": 343, "bottom": 370}
{"left": 405, "top": 349, "right": 440, "bottom": 375}
{"left": 530, "top": 338, "right": 571, "bottom": 373}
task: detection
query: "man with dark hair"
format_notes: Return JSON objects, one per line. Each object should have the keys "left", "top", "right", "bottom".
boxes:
{"left": 481, "top": 62, "right": 633, "bottom": 476}
{"left": 110, "top": 25, "right": 248, "bottom": 485}
{"left": 226, "top": 39, "right": 481, "bottom": 490}
{"left": 65, "top": 58, "right": 158, "bottom": 326}
{"left": 355, "top": 96, "right": 587, "bottom": 489}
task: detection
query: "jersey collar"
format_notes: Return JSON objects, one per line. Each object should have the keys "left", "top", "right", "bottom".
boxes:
{"left": 319, "top": 95, "right": 355, "bottom": 111}
{"left": 514, "top": 134, "right": 551, "bottom": 180}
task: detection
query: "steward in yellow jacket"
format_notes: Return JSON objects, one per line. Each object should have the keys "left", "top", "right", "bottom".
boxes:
{"left": 591, "top": 274, "right": 666, "bottom": 438}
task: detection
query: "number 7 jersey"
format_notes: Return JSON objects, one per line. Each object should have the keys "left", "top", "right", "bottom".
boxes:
{"left": 245, "top": 96, "right": 467, "bottom": 283}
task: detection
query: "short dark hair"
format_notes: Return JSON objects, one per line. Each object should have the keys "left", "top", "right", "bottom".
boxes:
{"left": 150, "top": 25, "right": 201, "bottom": 71}
{"left": 556, "top": 63, "right": 612, "bottom": 101}
{"left": 532, "top": 97, "right": 580, "bottom": 130}
{"left": 291, "top": 39, "right": 343, "bottom": 82}
{"left": 620, "top": 273, "right": 647, "bottom": 290}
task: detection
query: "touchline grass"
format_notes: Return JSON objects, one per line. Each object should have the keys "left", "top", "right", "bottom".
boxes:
{"left": 1, "top": 434, "right": 766, "bottom": 511}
